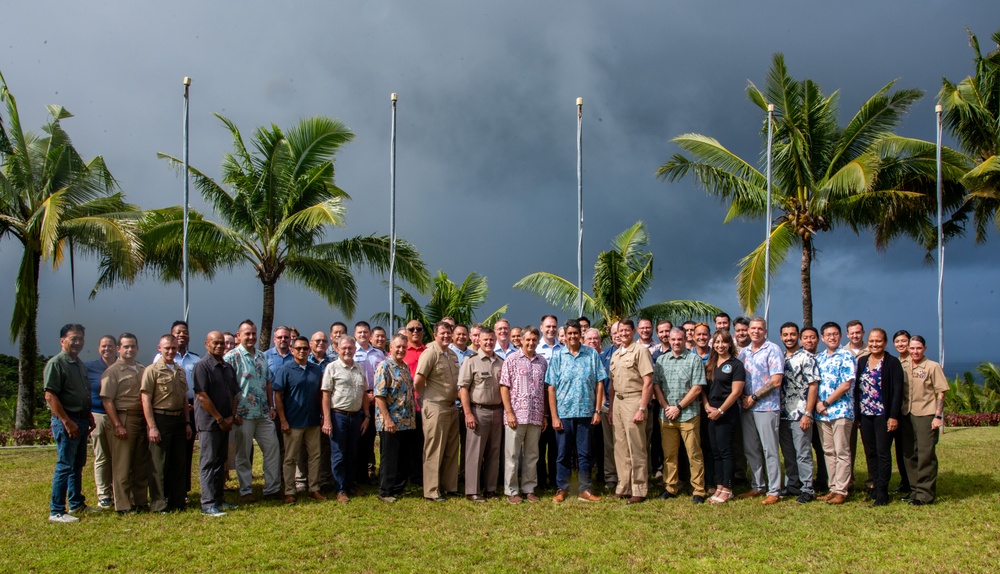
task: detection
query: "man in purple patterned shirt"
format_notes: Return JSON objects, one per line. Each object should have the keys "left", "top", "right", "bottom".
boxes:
{"left": 498, "top": 326, "right": 548, "bottom": 504}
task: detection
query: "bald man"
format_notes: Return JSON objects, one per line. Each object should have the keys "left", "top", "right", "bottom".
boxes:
{"left": 193, "top": 331, "right": 241, "bottom": 517}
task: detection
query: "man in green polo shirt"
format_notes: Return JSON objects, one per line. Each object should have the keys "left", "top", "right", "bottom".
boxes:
{"left": 44, "top": 324, "right": 94, "bottom": 523}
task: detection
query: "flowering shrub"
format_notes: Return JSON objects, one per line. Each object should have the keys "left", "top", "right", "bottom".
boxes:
{"left": 944, "top": 413, "right": 1000, "bottom": 427}
{"left": 0, "top": 429, "right": 54, "bottom": 446}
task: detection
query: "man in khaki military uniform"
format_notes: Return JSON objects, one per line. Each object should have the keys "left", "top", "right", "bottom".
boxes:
{"left": 141, "top": 334, "right": 192, "bottom": 512}
{"left": 414, "top": 322, "right": 461, "bottom": 501}
{"left": 100, "top": 333, "right": 149, "bottom": 513}
{"left": 608, "top": 319, "right": 655, "bottom": 504}
{"left": 458, "top": 327, "right": 504, "bottom": 501}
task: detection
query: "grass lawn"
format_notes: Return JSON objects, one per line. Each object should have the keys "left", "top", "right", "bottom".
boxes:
{"left": 1, "top": 427, "right": 999, "bottom": 573}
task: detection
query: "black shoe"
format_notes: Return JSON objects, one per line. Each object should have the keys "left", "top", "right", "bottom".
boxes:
{"left": 796, "top": 493, "right": 814, "bottom": 504}
{"left": 900, "top": 495, "right": 912, "bottom": 503}
{"left": 424, "top": 496, "right": 447, "bottom": 502}
{"left": 909, "top": 499, "right": 930, "bottom": 506}
{"left": 894, "top": 486, "right": 911, "bottom": 494}
{"left": 692, "top": 495, "right": 705, "bottom": 504}
{"left": 657, "top": 491, "right": 676, "bottom": 500}
{"left": 873, "top": 498, "right": 890, "bottom": 507}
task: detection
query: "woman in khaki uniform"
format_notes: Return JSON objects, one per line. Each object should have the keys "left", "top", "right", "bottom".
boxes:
{"left": 899, "top": 336, "right": 949, "bottom": 505}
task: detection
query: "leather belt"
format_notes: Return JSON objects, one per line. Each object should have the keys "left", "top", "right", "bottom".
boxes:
{"left": 154, "top": 408, "right": 183, "bottom": 416}
{"left": 332, "top": 408, "right": 361, "bottom": 416}
{"left": 473, "top": 403, "right": 503, "bottom": 409}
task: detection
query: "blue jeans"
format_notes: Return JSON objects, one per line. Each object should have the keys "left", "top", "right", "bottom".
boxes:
{"left": 329, "top": 411, "right": 363, "bottom": 493}
{"left": 555, "top": 417, "right": 593, "bottom": 493}
{"left": 50, "top": 415, "right": 90, "bottom": 515}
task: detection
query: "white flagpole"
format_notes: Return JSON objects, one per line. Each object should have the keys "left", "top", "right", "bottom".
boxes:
{"left": 389, "top": 93, "right": 398, "bottom": 333}
{"left": 935, "top": 104, "right": 944, "bottom": 369}
{"left": 182, "top": 77, "right": 191, "bottom": 324}
{"left": 577, "top": 97, "right": 584, "bottom": 317}
{"left": 763, "top": 103, "right": 774, "bottom": 325}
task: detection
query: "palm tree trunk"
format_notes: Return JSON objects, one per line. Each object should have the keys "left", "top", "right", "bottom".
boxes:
{"left": 800, "top": 237, "right": 813, "bottom": 328}
{"left": 15, "top": 254, "right": 41, "bottom": 430}
{"left": 259, "top": 280, "right": 275, "bottom": 352}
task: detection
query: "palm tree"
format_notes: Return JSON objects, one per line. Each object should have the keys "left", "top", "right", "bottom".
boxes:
{"left": 373, "top": 270, "right": 508, "bottom": 343}
{"left": 0, "top": 71, "right": 142, "bottom": 429}
{"left": 939, "top": 27, "right": 1000, "bottom": 241}
{"left": 658, "top": 54, "right": 969, "bottom": 326}
{"left": 514, "top": 221, "right": 720, "bottom": 332}
{"left": 154, "top": 114, "right": 430, "bottom": 349}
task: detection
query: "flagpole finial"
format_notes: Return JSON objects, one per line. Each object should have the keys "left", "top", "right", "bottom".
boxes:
{"left": 391, "top": 93, "right": 398, "bottom": 102}
{"left": 767, "top": 103, "right": 774, "bottom": 112}
{"left": 576, "top": 97, "right": 583, "bottom": 107}
{"left": 183, "top": 77, "right": 191, "bottom": 86}
{"left": 935, "top": 104, "right": 943, "bottom": 113}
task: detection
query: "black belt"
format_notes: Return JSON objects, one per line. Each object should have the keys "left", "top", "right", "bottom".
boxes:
{"left": 473, "top": 403, "right": 503, "bottom": 409}
{"left": 154, "top": 408, "right": 183, "bottom": 416}
{"left": 615, "top": 391, "right": 641, "bottom": 400}
{"left": 63, "top": 410, "right": 89, "bottom": 418}
{"left": 332, "top": 408, "right": 361, "bottom": 416}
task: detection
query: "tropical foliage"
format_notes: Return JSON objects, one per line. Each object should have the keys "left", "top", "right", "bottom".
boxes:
{"left": 945, "top": 362, "right": 1000, "bottom": 414}
{"left": 939, "top": 27, "right": 1000, "bottom": 242}
{"left": 154, "top": 114, "right": 430, "bottom": 349}
{"left": 1, "top": 71, "right": 142, "bottom": 428}
{"left": 373, "top": 271, "right": 507, "bottom": 344}
{"left": 658, "top": 54, "right": 969, "bottom": 326}
{"left": 514, "top": 221, "right": 720, "bottom": 332}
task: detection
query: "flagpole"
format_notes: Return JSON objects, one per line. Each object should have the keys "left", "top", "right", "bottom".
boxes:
{"left": 389, "top": 93, "right": 398, "bottom": 333}
{"left": 182, "top": 76, "right": 191, "bottom": 324}
{"left": 935, "top": 103, "right": 944, "bottom": 369}
{"left": 577, "top": 97, "right": 584, "bottom": 317}
{"left": 763, "top": 103, "right": 774, "bottom": 325}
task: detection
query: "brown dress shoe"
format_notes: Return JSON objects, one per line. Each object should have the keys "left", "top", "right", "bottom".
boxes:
{"left": 240, "top": 494, "right": 256, "bottom": 503}
{"left": 506, "top": 494, "right": 523, "bottom": 504}
{"left": 283, "top": 495, "right": 296, "bottom": 505}
{"left": 467, "top": 494, "right": 487, "bottom": 503}
{"left": 761, "top": 495, "right": 781, "bottom": 505}
{"left": 626, "top": 496, "right": 646, "bottom": 505}
{"left": 827, "top": 493, "right": 847, "bottom": 505}
{"left": 577, "top": 490, "right": 601, "bottom": 502}
{"left": 309, "top": 491, "right": 327, "bottom": 501}
{"left": 816, "top": 492, "right": 833, "bottom": 501}
{"left": 553, "top": 489, "right": 568, "bottom": 503}
{"left": 335, "top": 491, "right": 349, "bottom": 503}
{"left": 737, "top": 490, "right": 765, "bottom": 500}
{"left": 525, "top": 493, "right": 540, "bottom": 503}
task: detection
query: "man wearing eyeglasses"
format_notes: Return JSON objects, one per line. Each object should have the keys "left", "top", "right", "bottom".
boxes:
{"left": 493, "top": 319, "right": 518, "bottom": 359}
{"left": 224, "top": 320, "right": 282, "bottom": 503}
{"left": 403, "top": 320, "right": 427, "bottom": 486}
{"left": 276, "top": 336, "right": 326, "bottom": 503}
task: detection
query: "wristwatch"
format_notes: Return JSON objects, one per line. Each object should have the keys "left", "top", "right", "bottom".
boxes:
{"left": 750, "top": 394, "right": 759, "bottom": 402}
{"left": 718, "top": 407, "right": 725, "bottom": 415}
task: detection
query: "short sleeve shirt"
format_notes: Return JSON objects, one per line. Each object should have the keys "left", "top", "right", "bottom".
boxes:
{"left": 100, "top": 361, "right": 146, "bottom": 412}
{"left": 85, "top": 359, "right": 110, "bottom": 414}
{"left": 373, "top": 357, "right": 416, "bottom": 431}
{"left": 458, "top": 351, "right": 504, "bottom": 406}
{"left": 140, "top": 359, "right": 188, "bottom": 412}
{"left": 781, "top": 348, "right": 820, "bottom": 420}
{"left": 273, "top": 362, "right": 323, "bottom": 428}
{"left": 43, "top": 352, "right": 90, "bottom": 414}
{"left": 902, "top": 358, "right": 949, "bottom": 416}
{"left": 153, "top": 350, "right": 200, "bottom": 400}
{"left": 321, "top": 359, "right": 367, "bottom": 412}
{"left": 815, "top": 348, "right": 857, "bottom": 422}
{"left": 609, "top": 343, "right": 654, "bottom": 394}
{"left": 263, "top": 347, "right": 294, "bottom": 381}
{"left": 415, "top": 344, "right": 459, "bottom": 405}
{"left": 498, "top": 350, "right": 547, "bottom": 426}
{"left": 354, "top": 344, "right": 387, "bottom": 392}
{"left": 224, "top": 346, "right": 272, "bottom": 420}
{"left": 738, "top": 340, "right": 785, "bottom": 412}
{"left": 653, "top": 351, "right": 707, "bottom": 422}
{"left": 545, "top": 345, "right": 607, "bottom": 419}
{"left": 449, "top": 344, "right": 476, "bottom": 367}
{"left": 707, "top": 358, "right": 746, "bottom": 407}
{"left": 192, "top": 356, "right": 240, "bottom": 432}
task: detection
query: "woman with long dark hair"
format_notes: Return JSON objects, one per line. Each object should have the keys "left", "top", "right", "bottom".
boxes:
{"left": 855, "top": 328, "right": 904, "bottom": 506}
{"left": 702, "top": 330, "right": 744, "bottom": 503}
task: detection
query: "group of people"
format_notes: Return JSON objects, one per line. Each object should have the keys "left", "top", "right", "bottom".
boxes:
{"left": 42, "top": 312, "right": 949, "bottom": 522}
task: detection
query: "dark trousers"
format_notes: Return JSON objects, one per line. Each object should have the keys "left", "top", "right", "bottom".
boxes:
{"left": 185, "top": 399, "right": 196, "bottom": 493}
{"left": 356, "top": 401, "right": 377, "bottom": 483}
{"left": 537, "top": 425, "right": 558, "bottom": 490}
{"left": 379, "top": 429, "right": 417, "bottom": 497}
{"left": 647, "top": 401, "right": 663, "bottom": 474}
{"left": 700, "top": 412, "right": 715, "bottom": 486}
{"left": 330, "top": 410, "right": 363, "bottom": 493}
{"left": 889, "top": 428, "right": 911, "bottom": 490}
{"left": 859, "top": 414, "right": 892, "bottom": 501}
{"left": 708, "top": 408, "right": 738, "bottom": 489}
{"left": 198, "top": 430, "right": 228, "bottom": 510}
{"left": 149, "top": 413, "right": 187, "bottom": 511}
{"left": 409, "top": 413, "right": 424, "bottom": 485}
{"left": 812, "top": 423, "right": 829, "bottom": 491}
{"left": 555, "top": 418, "right": 593, "bottom": 493}
{"left": 901, "top": 414, "right": 940, "bottom": 503}
{"left": 50, "top": 415, "right": 90, "bottom": 515}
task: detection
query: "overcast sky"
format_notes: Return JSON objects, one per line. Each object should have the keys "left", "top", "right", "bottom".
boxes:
{"left": 2, "top": 1, "right": 997, "bottom": 371}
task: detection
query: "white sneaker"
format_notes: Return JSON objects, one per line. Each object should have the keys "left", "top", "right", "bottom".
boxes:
{"left": 48, "top": 513, "right": 80, "bottom": 523}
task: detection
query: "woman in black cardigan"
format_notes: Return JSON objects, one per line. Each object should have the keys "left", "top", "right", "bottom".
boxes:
{"left": 855, "top": 328, "right": 904, "bottom": 506}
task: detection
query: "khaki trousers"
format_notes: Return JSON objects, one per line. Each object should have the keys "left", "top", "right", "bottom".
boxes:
{"left": 91, "top": 412, "right": 114, "bottom": 500}
{"left": 282, "top": 426, "right": 321, "bottom": 495}
{"left": 819, "top": 418, "right": 853, "bottom": 495}
{"left": 464, "top": 405, "right": 503, "bottom": 495}
{"left": 613, "top": 394, "right": 649, "bottom": 498}
{"left": 110, "top": 410, "right": 149, "bottom": 511}
{"left": 422, "top": 401, "right": 460, "bottom": 498}
{"left": 660, "top": 416, "right": 706, "bottom": 497}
